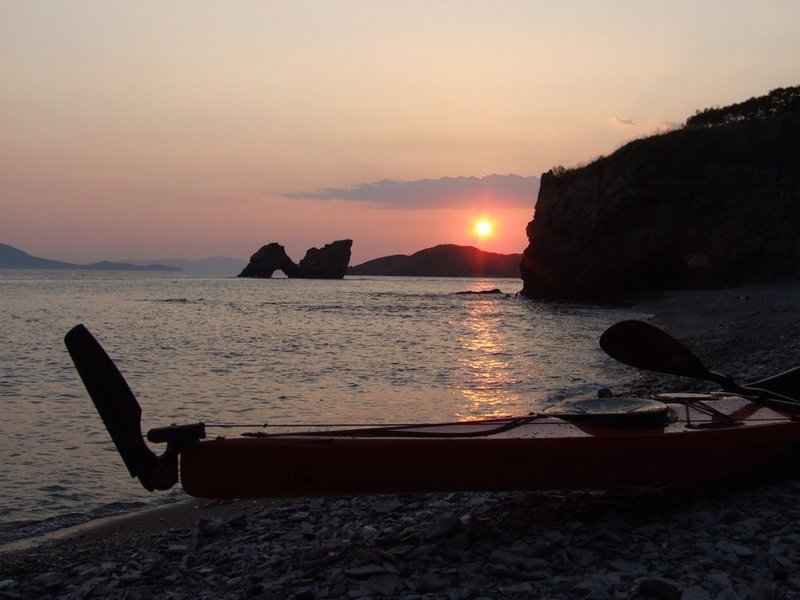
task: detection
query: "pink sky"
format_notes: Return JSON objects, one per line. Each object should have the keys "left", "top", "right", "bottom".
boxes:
{"left": 3, "top": 2, "right": 799, "bottom": 265}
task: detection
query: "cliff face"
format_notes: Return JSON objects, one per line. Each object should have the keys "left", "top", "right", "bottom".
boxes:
{"left": 521, "top": 112, "right": 800, "bottom": 301}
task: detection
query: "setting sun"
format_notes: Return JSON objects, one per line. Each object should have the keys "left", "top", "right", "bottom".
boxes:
{"left": 475, "top": 220, "right": 493, "bottom": 238}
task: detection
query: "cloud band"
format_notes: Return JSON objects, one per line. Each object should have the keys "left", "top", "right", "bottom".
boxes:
{"left": 286, "top": 174, "right": 539, "bottom": 209}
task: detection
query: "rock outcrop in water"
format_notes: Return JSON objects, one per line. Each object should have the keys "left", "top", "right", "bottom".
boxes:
{"left": 520, "top": 86, "right": 800, "bottom": 302}
{"left": 297, "top": 239, "right": 353, "bottom": 279}
{"left": 238, "top": 243, "right": 301, "bottom": 278}
{"left": 238, "top": 240, "right": 352, "bottom": 279}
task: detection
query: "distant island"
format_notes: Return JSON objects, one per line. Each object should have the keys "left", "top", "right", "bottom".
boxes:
{"left": 348, "top": 244, "right": 522, "bottom": 278}
{"left": 0, "top": 244, "right": 180, "bottom": 272}
{"left": 123, "top": 256, "right": 247, "bottom": 275}
{"left": 0, "top": 243, "right": 522, "bottom": 277}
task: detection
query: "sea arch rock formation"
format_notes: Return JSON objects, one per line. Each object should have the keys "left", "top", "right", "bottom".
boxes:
{"left": 238, "top": 240, "right": 352, "bottom": 279}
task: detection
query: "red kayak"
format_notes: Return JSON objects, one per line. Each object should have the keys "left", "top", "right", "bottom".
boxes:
{"left": 180, "top": 395, "right": 800, "bottom": 498}
{"left": 64, "top": 324, "right": 800, "bottom": 499}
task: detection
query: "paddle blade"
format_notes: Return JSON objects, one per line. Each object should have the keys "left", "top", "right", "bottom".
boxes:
{"left": 64, "top": 325, "right": 158, "bottom": 489}
{"left": 599, "top": 320, "right": 715, "bottom": 380}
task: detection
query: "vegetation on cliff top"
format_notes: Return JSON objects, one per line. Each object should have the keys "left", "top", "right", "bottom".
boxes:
{"left": 686, "top": 85, "right": 800, "bottom": 128}
{"left": 551, "top": 85, "right": 800, "bottom": 178}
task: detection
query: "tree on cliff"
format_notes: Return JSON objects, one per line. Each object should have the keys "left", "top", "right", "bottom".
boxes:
{"left": 686, "top": 85, "right": 800, "bottom": 128}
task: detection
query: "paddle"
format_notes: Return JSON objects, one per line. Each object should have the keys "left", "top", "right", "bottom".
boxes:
{"left": 598, "top": 319, "right": 800, "bottom": 408}
{"left": 64, "top": 325, "right": 158, "bottom": 485}
{"left": 64, "top": 324, "right": 203, "bottom": 491}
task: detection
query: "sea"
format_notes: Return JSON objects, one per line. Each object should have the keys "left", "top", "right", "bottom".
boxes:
{"left": 0, "top": 270, "right": 644, "bottom": 546}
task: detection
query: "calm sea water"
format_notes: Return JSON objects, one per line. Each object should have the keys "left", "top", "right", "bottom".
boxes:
{"left": 0, "top": 270, "right": 641, "bottom": 544}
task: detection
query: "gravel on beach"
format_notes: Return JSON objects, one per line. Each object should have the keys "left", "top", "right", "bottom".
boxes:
{"left": 3, "top": 282, "right": 800, "bottom": 599}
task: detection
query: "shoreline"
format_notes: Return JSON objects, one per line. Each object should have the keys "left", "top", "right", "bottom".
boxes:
{"left": 0, "top": 498, "right": 276, "bottom": 581}
{"left": 0, "top": 497, "right": 273, "bottom": 554}
{"left": 3, "top": 281, "right": 800, "bottom": 597}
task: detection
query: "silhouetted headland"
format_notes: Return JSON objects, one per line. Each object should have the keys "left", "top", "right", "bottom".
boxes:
{"left": 348, "top": 244, "right": 522, "bottom": 278}
{"left": 521, "top": 85, "right": 800, "bottom": 302}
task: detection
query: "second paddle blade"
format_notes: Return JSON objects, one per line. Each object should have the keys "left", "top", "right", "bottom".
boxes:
{"left": 599, "top": 319, "right": 712, "bottom": 379}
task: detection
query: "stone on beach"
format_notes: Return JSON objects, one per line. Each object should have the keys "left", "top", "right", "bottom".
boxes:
{"left": 5, "top": 479, "right": 800, "bottom": 599}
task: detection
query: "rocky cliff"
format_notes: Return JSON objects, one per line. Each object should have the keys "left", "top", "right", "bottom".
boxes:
{"left": 348, "top": 245, "right": 522, "bottom": 278}
{"left": 521, "top": 92, "right": 800, "bottom": 302}
{"left": 238, "top": 240, "right": 352, "bottom": 279}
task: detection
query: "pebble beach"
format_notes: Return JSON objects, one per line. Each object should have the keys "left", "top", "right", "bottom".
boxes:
{"left": 3, "top": 282, "right": 800, "bottom": 599}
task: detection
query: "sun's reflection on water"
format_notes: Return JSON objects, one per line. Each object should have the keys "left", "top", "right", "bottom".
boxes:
{"left": 456, "top": 298, "right": 522, "bottom": 418}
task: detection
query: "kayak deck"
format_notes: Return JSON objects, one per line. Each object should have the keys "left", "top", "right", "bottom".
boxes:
{"left": 180, "top": 396, "right": 800, "bottom": 498}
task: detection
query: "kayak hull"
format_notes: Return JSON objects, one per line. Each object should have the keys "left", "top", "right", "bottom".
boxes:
{"left": 180, "top": 397, "right": 800, "bottom": 498}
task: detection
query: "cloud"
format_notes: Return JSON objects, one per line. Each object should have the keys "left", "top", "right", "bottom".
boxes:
{"left": 286, "top": 174, "right": 539, "bottom": 209}
{"left": 652, "top": 120, "right": 682, "bottom": 132}
{"left": 611, "top": 116, "right": 638, "bottom": 128}
{"left": 610, "top": 117, "right": 683, "bottom": 133}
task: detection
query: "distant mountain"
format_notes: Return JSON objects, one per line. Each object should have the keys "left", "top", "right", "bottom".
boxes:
{"left": 124, "top": 256, "right": 247, "bottom": 275}
{"left": 0, "top": 244, "right": 180, "bottom": 272}
{"left": 348, "top": 244, "right": 522, "bottom": 278}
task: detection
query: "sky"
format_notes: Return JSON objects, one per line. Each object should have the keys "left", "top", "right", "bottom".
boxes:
{"left": 2, "top": 1, "right": 799, "bottom": 265}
